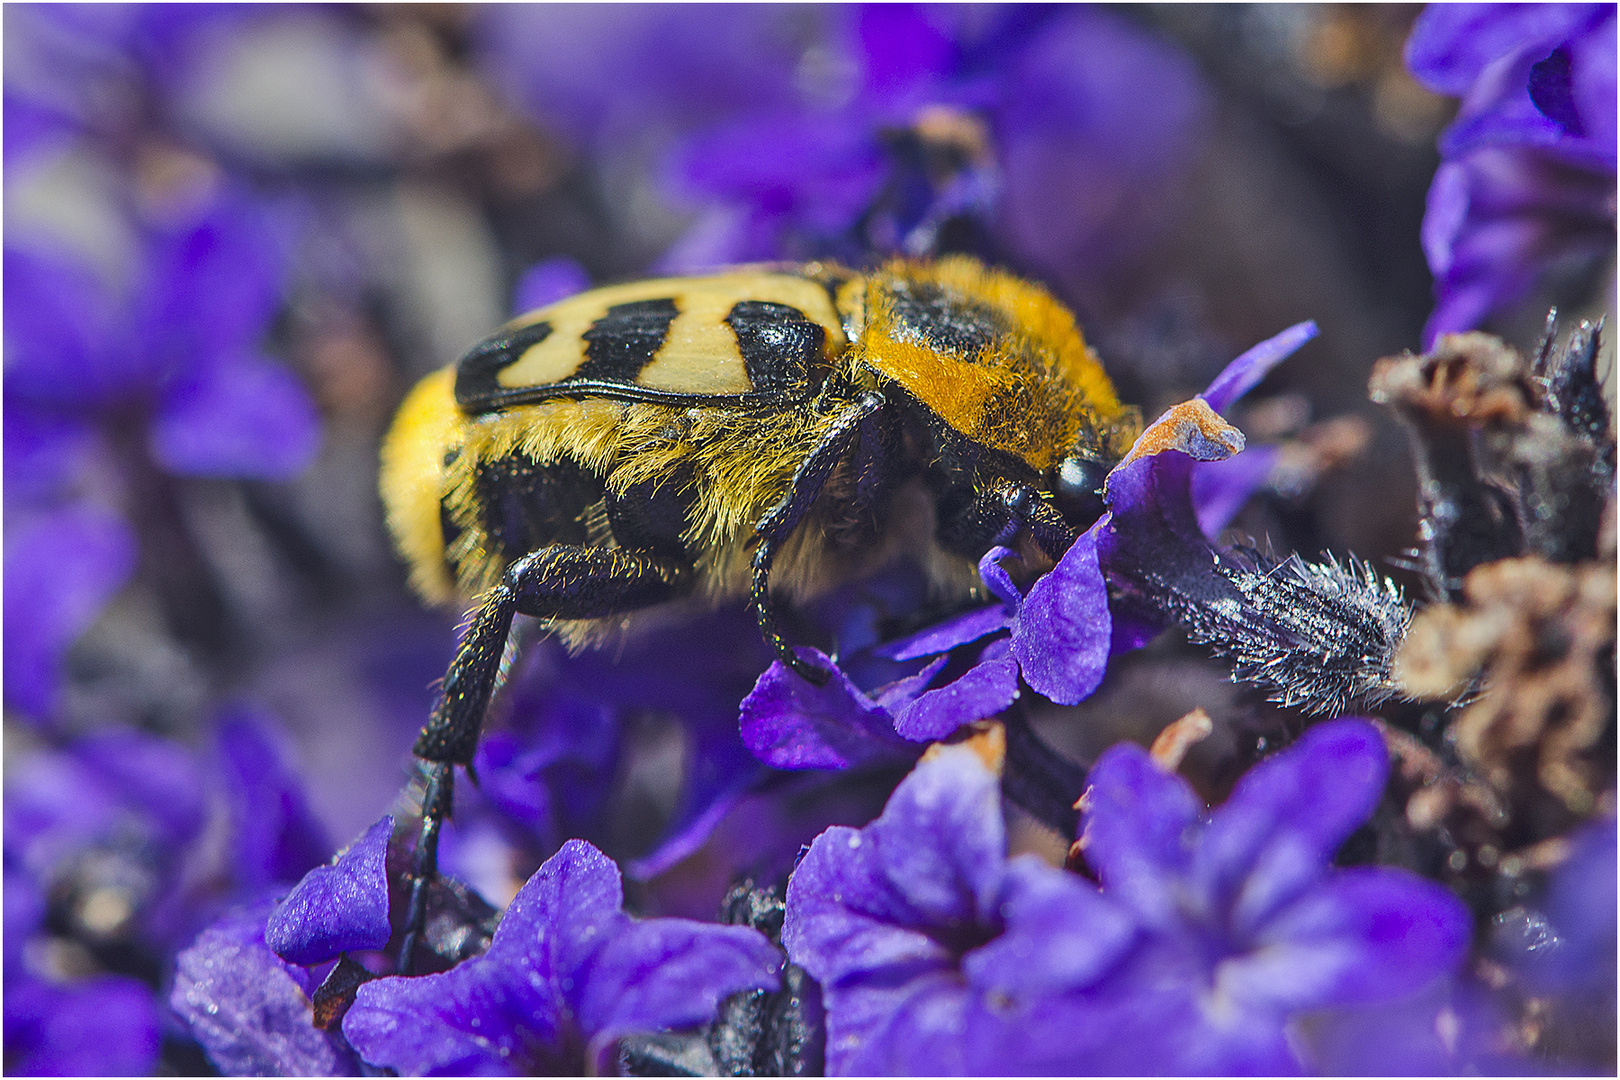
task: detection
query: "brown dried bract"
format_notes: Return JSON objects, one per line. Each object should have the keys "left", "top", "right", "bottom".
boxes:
{"left": 1369, "top": 332, "right": 1538, "bottom": 427}
{"left": 1394, "top": 556, "right": 1616, "bottom": 814}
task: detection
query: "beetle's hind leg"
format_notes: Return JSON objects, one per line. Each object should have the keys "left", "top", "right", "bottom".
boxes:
{"left": 400, "top": 544, "right": 694, "bottom": 973}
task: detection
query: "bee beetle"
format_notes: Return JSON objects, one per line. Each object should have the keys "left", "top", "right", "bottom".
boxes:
{"left": 380, "top": 256, "right": 1138, "bottom": 967}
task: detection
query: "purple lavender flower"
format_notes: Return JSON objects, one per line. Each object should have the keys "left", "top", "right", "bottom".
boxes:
{"left": 340, "top": 839, "right": 782, "bottom": 1075}
{"left": 1497, "top": 813, "right": 1617, "bottom": 997}
{"left": 1073, "top": 719, "right": 1471, "bottom": 1074}
{"left": 445, "top": 606, "right": 774, "bottom": 891}
{"left": 782, "top": 734, "right": 1137, "bottom": 1075}
{"left": 1406, "top": 3, "right": 1617, "bottom": 345}
{"left": 5, "top": 193, "right": 317, "bottom": 477}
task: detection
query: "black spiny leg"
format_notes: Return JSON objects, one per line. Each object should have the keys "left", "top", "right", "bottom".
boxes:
{"left": 752, "top": 392, "right": 886, "bottom": 685}
{"left": 401, "top": 544, "right": 693, "bottom": 973}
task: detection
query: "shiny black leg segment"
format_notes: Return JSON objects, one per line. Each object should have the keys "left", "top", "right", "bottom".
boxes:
{"left": 752, "top": 392, "right": 887, "bottom": 684}
{"left": 403, "top": 544, "right": 693, "bottom": 972}
{"left": 413, "top": 544, "right": 695, "bottom": 764}
{"left": 1001, "top": 484, "right": 1080, "bottom": 561}
{"left": 937, "top": 481, "right": 1080, "bottom": 564}
{"left": 398, "top": 761, "right": 453, "bottom": 975}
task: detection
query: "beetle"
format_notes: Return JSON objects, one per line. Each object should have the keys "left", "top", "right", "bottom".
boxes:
{"left": 379, "top": 255, "right": 1139, "bottom": 967}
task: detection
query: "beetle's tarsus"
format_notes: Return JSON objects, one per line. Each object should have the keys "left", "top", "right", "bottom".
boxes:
{"left": 399, "top": 761, "right": 454, "bottom": 976}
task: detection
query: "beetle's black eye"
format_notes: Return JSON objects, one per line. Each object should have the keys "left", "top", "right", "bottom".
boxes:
{"left": 1053, "top": 455, "right": 1109, "bottom": 526}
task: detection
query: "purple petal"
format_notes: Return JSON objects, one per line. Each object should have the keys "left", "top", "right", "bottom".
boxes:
{"left": 266, "top": 815, "right": 393, "bottom": 966}
{"left": 1421, "top": 147, "right": 1614, "bottom": 344}
{"left": 628, "top": 715, "right": 765, "bottom": 879}
{"left": 1199, "top": 320, "right": 1319, "bottom": 415}
{"left": 576, "top": 918, "right": 781, "bottom": 1070}
{"left": 5, "top": 866, "right": 46, "bottom": 971}
{"left": 819, "top": 970, "right": 975, "bottom": 1076}
{"left": 3, "top": 404, "right": 100, "bottom": 505}
{"left": 2, "top": 245, "right": 139, "bottom": 407}
{"left": 1191, "top": 445, "right": 1280, "bottom": 538}
{"left": 891, "top": 657, "right": 1020, "bottom": 742}
{"left": 346, "top": 840, "right": 769, "bottom": 1075}
{"left": 1521, "top": 813, "right": 1618, "bottom": 992}
{"left": 4, "top": 728, "right": 205, "bottom": 885}
{"left": 855, "top": 4, "right": 956, "bottom": 94}
{"left": 479, "top": 6, "right": 805, "bottom": 150}
{"left": 150, "top": 352, "right": 320, "bottom": 479}
{"left": 1226, "top": 868, "right": 1470, "bottom": 1011}
{"left": 6, "top": 974, "right": 164, "bottom": 1077}
{"left": 1405, "top": 3, "right": 1604, "bottom": 95}
{"left": 669, "top": 111, "right": 886, "bottom": 229}
{"left": 1078, "top": 742, "right": 1203, "bottom": 930}
{"left": 3, "top": 504, "right": 137, "bottom": 720}
{"left": 876, "top": 604, "right": 1012, "bottom": 661}
{"left": 172, "top": 901, "right": 360, "bottom": 1077}
{"left": 784, "top": 825, "right": 958, "bottom": 988}
{"left": 868, "top": 655, "right": 949, "bottom": 712}
{"left": 511, "top": 256, "right": 590, "bottom": 316}
{"left": 71, "top": 726, "right": 208, "bottom": 848}
{"left": 784, "top": 743, "right": 1008, "bottom": 981}
{"left": 213, "top": 704, "right": 332, "bottom": 892}
{"left": 977, "top": 545, "right": 1023, "bottom": 608}
{"left": 867, "top": 742, "right": 1008, "bottom": 929}
{"left": 1010, "top": 526, "right": 1110, "bottom": 704}
{"left": 995, "top": 6, "right": 1210, "bottom": 280}
{"left": 962, "top": 856, "right": 1136, "bottom": 998}
{"left": 739, "top": 648, "right": 913, "bottom": 770}
{"left": 1299, "top": 977, "right": 1525, "bottom": 1075}
{"left": 138, "top": 191, "right": 291, "bottom": 361}
{"left": 1568, "top": 10, "right": 1617, "bottom": 151}
{"left": 1196, "top": 719, "right": 1391, "bottom": 937}
{"left": 344, "top": 840, "right": 623, "bottom": 1074}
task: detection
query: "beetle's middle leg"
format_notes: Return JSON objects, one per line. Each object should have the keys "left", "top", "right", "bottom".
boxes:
{"left": 751, "top": 391, "right": 887, "bottom": 684}
{"left": 400, "top": 544, "right": 693, "bottom": 973}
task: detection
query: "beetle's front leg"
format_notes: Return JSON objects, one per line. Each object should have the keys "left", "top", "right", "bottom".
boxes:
{"left": 937, "top": 481, "right": 1079, "bottom": 564}
{"left": 400, "top": 544, "right": 693, "bottom": 973}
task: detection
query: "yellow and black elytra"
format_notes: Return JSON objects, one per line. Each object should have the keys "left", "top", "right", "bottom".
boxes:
{"left": 380, "top": 256, "right": 1139, "bottom": 968}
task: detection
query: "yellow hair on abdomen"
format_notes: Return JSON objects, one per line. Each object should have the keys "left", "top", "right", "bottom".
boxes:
{"left": 380, "top": 368, "right": 464, "bottom": 605}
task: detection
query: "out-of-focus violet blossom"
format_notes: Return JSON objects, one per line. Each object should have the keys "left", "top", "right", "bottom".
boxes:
{"left": 1406, "top": 3, "right": 1617, "bottom": 345}
{"left": 1497, "top": 813, "right": 1617, "bottom": 996}
{"left": 3, "top": 504, "right": 137, "bottom": 719}
{"left": 3, "top": 192, "right": 317, "bottom": 724}
{"left": 339, "top": 839, "right": 783, "bottom": 1075}
{"left": 658, "top": 6, "right": 1209, "bottom": 281}
{"left": 5, "top": 707, "right": 332, "bottom": 1075}
{"left": 740, "top": 323, "right": 1314, "bottom": 769}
